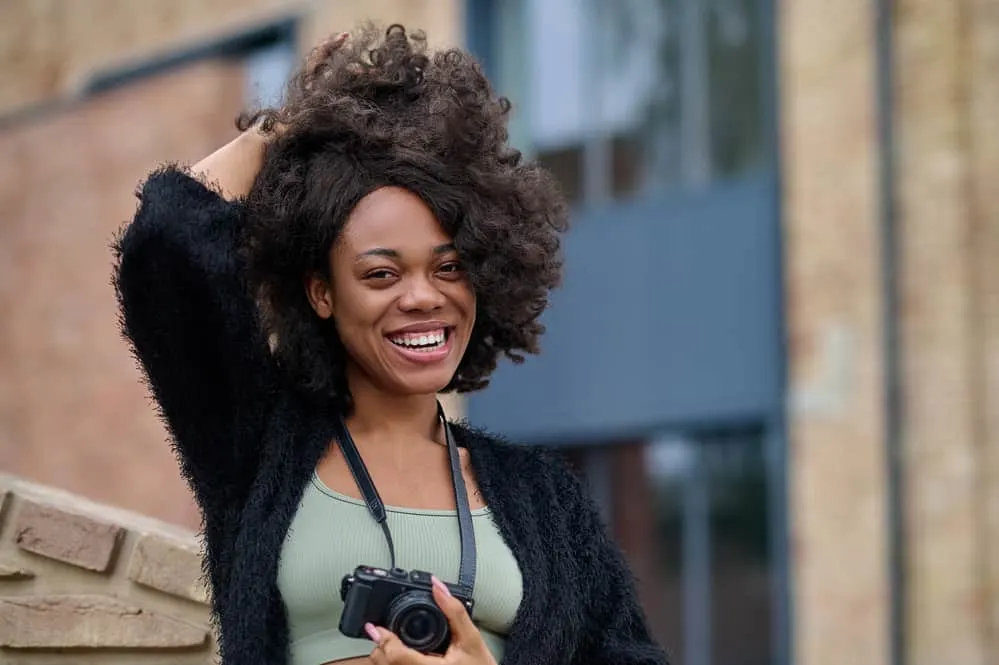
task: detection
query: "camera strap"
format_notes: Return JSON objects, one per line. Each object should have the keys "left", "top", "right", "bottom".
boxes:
{"left": 333, "top": 402, "right": 477, "bottom": 596}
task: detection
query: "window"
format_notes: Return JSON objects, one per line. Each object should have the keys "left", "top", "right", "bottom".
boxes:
{"left": 244, "top": 39, "right": 297, "bottom": 108}
{"left": 467, "top": 4, "right": 785, "bottom": 662}
{"left": 472, "top": 0, "right": 769, "bottom": 205}
{"left": 560, "top": 429, "right": 774, "bottom": 665}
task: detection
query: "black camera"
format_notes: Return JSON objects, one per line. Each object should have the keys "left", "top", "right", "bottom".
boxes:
{"left": 339, "top": 565, "right": 474, "bottom": 654}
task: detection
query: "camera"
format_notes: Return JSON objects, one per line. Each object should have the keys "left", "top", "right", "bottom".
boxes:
{"left": 339, "top": 565, "right": 475, "bottom": 654}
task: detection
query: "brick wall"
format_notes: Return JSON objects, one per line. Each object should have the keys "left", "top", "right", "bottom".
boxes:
{"left": 0, "top": 0, "right": 462, "bottom": 118}
{"left": 779, "top": 1, "right": 890, "bottom": 664}
{"left": 0, "top": 0, "right": 297, "bottom": 116}
{"left": 0, "top": 0, "right": 462, "bottom": 531}
{"left": 782, "top": 0, "right": 999, "bottom": 663}
{"left": 0, "top": 59, "right": 244, "bottom": 530}
{"left": 894, "top": 0, "right": 999, "bottom": 663}
{"left": 0, "top": 473, "right": 214, "bottom": 664}
{"left": 969, "top": 0, "right": 999, "bottom": 650}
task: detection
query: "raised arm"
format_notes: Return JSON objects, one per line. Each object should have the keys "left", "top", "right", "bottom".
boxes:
{"left": 112, "top": 129, "right": 276, "bottom": 510}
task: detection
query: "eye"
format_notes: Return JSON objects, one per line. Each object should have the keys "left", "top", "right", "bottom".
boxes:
{"left": 364, "top": 268, "right": 397, "bottom": 281}
{"left": 437, "top": 261, "right": 464, "bottom": 276}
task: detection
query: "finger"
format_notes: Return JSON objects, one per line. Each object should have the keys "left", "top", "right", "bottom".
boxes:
{"left": 307, "top": 32, "right": 349, "bottom": 67}
{"left": 366, "top": 623, "right": 393, "bottom": 665}
{"left": 303, "top": 32, "right": 349, "bottom": 90}
{"left": 331, "top": 31, "right": 350, "bottom": 48}
{"left": 431, "top": 576, "right": 479, "bottom": 645}
{"left": 367, "top": 623, "right": 426, "bottom": 664}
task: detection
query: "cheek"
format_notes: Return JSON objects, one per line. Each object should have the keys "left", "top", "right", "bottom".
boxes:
{"left": 332, "top": 307, "right": 388, "bottom": 373}
{"left": 330, "top": 286, "right": 385, "bottom": 346}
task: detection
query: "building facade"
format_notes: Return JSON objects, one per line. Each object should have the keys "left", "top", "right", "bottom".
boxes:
{"left": 1, "top": 1, "right": 998, "bottom": 664}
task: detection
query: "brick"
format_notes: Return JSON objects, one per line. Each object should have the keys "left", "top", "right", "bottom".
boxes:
{"left": 0, "top": 560, "right": 34, "bottom": 580}
{"left": 0, "top": 594, "right": 208, "bottom": 648}
{"left": 14, "top": 500, "right": 123, "bottom": 572}
{"left": 128, "top": 534, "right": 209, "bottom": 604}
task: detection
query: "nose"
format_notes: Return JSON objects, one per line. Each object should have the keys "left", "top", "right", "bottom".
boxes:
{"left": 398, "top": 275, "right": 447, "bottom": 312}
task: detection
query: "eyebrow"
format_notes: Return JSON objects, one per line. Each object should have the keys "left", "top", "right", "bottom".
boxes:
{"left": 356, "top": 243, "right": 456, "bottom": 260}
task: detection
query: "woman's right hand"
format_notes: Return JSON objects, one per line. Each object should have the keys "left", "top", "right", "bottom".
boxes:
{"left": 190, "top": 31, "right": 350, "bottom": 200}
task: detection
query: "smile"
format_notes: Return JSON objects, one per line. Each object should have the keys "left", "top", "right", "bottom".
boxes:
{"left": 388, "top": 328, "right": 448, "bottom": 351}
{"left": 385, "top": 327, "right": 455, "bottom": 365}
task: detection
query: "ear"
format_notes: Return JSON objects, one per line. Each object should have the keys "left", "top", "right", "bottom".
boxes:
{"left": 305, "top": 273, "right": 335, "bottom": 320}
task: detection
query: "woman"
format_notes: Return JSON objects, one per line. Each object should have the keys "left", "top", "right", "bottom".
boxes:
{"left": 114, "top": 24, "right": 668, "bottom": 665}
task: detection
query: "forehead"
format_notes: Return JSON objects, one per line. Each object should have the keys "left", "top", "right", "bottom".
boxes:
{"left": 340, "top": 186, "right": 451, "bottom": 251}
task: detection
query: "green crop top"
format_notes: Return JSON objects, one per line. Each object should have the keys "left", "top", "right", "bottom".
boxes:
{"left": 276, "top": 473, "right": 524, "bottom": 664}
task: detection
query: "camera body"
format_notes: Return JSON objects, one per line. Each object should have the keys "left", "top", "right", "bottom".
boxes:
{"left": 339, "top": 565, "right": 474, "bottom": 655}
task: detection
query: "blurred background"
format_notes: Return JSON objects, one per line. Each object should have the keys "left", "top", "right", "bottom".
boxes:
{"left": 1, "top": 1, "right": 997, "bottom": 665}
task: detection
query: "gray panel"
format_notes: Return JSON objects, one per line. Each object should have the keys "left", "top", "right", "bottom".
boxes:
{"left": 467, "top": 173, "right": 780, "bottom": 443}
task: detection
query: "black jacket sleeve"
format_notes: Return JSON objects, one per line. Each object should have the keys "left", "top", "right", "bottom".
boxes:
{"left": 113, "top": 166, "right": 276, "bottom": 510}
{"left": 551, "top": 456, "right": 671, "bottom": 665}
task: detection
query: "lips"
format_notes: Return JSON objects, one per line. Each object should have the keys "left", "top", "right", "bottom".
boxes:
{"left": 384, "top": 324, "right": 455, "bottom": 365}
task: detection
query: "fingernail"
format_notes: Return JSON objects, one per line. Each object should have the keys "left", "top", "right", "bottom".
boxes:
{"left": 431, "top": 575, "right": 452, "bottom": 597}
{"left": 365, "top": 623, "right": 380, "bottom": 641}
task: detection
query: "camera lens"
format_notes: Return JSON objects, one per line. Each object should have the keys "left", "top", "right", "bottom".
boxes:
{"left": 402, "top": 609, "right": 434, "bottom": 640}
{"left": 387, "top": 592, "right": 448, "bottom": 653}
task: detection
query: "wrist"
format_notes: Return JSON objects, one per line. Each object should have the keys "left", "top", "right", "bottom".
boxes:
{"left": 240, "top": 125, "right": 270, "bottom": 149}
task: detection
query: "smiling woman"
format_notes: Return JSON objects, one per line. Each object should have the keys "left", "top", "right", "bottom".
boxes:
{"left": 304, "top": 186, "right": 477, "bottom": 399}
{"left": 112, "top": 22, "right": 669, "bottom": 665}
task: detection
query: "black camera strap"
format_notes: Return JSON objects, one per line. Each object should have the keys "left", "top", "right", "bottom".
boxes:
{"left": 334, "top": 402, "right": 477, "bottom": 596}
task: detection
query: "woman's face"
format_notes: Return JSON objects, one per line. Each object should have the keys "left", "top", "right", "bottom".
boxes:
{"left": 307, "top": 186, "right": 476, "bottom": 397}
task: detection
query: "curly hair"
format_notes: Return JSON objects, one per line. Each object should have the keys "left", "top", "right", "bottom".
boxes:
{"left": 237, "top": 23, "right": 568, "bottom": 408}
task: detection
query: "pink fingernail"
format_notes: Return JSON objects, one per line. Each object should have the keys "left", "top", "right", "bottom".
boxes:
{"left": 365, "top": 623, "right": 380, "bottom": 641}
{"left": 431, "top": 575, "right": 452, "bottom": 597}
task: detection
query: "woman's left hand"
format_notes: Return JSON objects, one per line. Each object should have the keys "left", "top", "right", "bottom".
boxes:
{"left": 365, "top": 576, "right": 497, "bottom": 665}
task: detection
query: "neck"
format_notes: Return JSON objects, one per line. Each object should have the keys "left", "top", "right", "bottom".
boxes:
{"left": 344, "top": 366, "right": 443, "bottom": 447}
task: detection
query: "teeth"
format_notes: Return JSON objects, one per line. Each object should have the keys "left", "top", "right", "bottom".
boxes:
{"left": 389, "top": 329, "right": 447, "bottom": 350}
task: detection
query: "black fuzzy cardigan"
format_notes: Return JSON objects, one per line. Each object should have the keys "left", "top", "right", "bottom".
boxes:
{"left": 113, "top": 167, "right": 668, "bottom": 665}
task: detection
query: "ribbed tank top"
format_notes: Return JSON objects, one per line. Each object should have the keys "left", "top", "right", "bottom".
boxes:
{"left": 277, "top": 473, "right": 524, "bottom": 664}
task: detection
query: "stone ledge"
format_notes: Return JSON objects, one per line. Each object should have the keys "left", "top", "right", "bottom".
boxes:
{"left": 0, "top": 475, "right": 216, "bottom": 661}
{"left": 0, "top": 595, "right": 209, "bottom": 649}
{"left": 0, "top": 474, "right": 200, "bottom": 543}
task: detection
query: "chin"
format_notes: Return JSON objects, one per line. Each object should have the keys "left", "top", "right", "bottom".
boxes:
{"left": 393, "top": 370, "right": 456, "bottom": 397}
